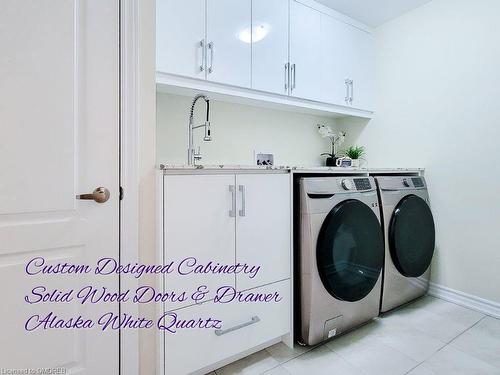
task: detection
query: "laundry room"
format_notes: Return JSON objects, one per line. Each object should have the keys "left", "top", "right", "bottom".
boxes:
{"left": 2, "top": 0, "right": 500, "bottom": 375}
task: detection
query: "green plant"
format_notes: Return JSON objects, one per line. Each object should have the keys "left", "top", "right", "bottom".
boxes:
{"left": 344, "top": 145, "right": 366, "bottom": 160}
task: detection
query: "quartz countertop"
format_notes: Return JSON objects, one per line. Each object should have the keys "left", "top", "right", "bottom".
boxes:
{"left": 158, "top": 164, "right": 424, "bottom": 174}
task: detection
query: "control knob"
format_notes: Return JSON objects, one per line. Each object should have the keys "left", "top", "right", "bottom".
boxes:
{"left": 341, "top": 179, "right": 353, "bottom": 191}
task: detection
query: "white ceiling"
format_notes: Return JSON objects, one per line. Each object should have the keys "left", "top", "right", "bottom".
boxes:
{"left": 315, "top": 0, "right": 433, "bottom": 27}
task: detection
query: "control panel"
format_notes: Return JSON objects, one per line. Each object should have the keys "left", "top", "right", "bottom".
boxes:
{"left": 354, "top": 178, "right": 372, "bottom": 191}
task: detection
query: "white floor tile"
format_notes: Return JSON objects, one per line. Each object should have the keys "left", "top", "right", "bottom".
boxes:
{"left": 406, "top": 363, "right": 438, "bottom": 375}
{"left": 264, "top": 342, "right": 312, "bottom": 364}
{"left": 324, "top": 319, "right": 383, "bottom": 356}
{"left": 423, "top": 346, "right": 500, "bottom": 375}
{"left": 381, "top": 300, "right": 482, "bottom": 343}
{"left": 216, "top": 350, "right": 280, "bottom": 375}
{"left": 262, "top": 366, "right": 291, "bottom": 375}
{"left": 450, "top": 316, "right": 500, "bottom": 369}
{"left": 375, "top": 321, "right": 446, "bottom": 362}
{"left": 333, "top": 340, "right": 417, "bottom": 375}
{"left": 281, "top": 346, "right": 363, "bottom": 375}
{"left": 409, "top": 296, "right": 485, "bottom": 327}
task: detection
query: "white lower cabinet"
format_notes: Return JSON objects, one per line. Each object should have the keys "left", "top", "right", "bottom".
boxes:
{"left": 164, "top": 174, "right": 236, "bottom": 311}
{"left": 162, "top": 172, "right": 292, "bottom": 374}
{"left": 164, "top": 280, "right": 290, "bottom": 375}
{"left": 236, "top": 174, "right": 291, "bottom": 290}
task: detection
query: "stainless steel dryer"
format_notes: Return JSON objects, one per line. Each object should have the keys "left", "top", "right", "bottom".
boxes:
{"left": 299, "top": 176, "right": 384, "bottom": 346}
{"left": 376, "top": 176, "right": 436, "bottom": 313}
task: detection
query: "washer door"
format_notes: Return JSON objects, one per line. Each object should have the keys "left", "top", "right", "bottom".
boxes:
{"left": 316, "top": 199, "right": 384, "bottom": 302}
{"left": 389, "top": 194, "right": 435, "bottom": 277}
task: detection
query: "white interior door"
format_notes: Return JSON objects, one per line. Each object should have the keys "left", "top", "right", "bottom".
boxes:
{"left": 206, "top": 0, "right": 251, "bottom": 88}
{"left": 0, "top": 1, "right": 119, "bottom": 374}
{"left": 235, "top": 174, "right": 291, "bottom": 291}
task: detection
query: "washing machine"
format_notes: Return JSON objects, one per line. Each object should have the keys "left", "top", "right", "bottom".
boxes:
{"left": 376, "top": 176, "right": 435, "bottom": 313}
{"left": 299, "top": 176, "right": 384, "bottom": 346}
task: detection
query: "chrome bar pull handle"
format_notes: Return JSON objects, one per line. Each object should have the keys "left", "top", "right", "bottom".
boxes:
{"left": 284, "top": 63, "right": 289, "bottom": 92}
{"left": 350, "top": 80, "right": 354, "bottom": 104}
{"left": 291, "top": 63, "right": 296, "bottom": 90}
{"left": 238, "top": 185, "right": 246, "bottom": 217}
{"left": 215, "top": 316, "right": 260, "bottom": 336}
{"left": 199, "top": 39, "right": 205, "bottom": 72}
{"left": 208, "top": 42, "right": 214, "bottom": 73}
{"left": 345, "top": 78, "right": 351, "bottom": 104}
{"left": 229, "top": 185, "right": 236, "bottom": 217}
{"left": 76, "top": 187, "right": 110, "bottom": 203}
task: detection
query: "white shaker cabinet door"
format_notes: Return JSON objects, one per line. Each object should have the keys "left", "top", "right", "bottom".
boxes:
{"left": 320, "top": 14, "right": 353, "bottom": 106}
{"left": 289, "top": 0, "right": 322, "bottom": 101}
{"left": 252, "top": 0, "right": 290, "bottom": 95}
{"left": 235, "top": 174, "right": 291, "bottom": 290}
{"left": 164, "top": 175, "right": 236, "bottom": 311}
{"left": 206, "top": 0, "right": 251, "bottom": 88}
{"left": 156, "top": 0, "right": 206, "bottom": 79}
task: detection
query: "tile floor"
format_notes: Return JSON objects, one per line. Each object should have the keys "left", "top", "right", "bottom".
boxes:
{"left": 212, "top": 296, "right": 500, "bottom": 375}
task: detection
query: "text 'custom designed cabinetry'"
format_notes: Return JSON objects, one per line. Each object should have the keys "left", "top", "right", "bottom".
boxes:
{"left": 157, "top": 0, "right": 375, "bottom": 115}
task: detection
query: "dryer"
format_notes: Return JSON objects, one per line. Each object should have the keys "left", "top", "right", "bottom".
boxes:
{"left": 299, "top": 176, "right": 384, "bottom": 346}
{"left": 376, "top": 176, "right": 436, "bottom": 313}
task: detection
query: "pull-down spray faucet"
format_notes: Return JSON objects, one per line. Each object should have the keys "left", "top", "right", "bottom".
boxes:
{"left": 187, "top": 94, "right": 211, "bottom": 165}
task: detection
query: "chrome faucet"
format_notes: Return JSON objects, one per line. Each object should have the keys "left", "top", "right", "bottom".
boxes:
{"left": 188, "top": 94, "right": 211, "bottom": 165}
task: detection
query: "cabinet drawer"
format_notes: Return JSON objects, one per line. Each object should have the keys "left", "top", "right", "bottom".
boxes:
{"left": 164, "top": 279, "right": 290, "bottom": 375}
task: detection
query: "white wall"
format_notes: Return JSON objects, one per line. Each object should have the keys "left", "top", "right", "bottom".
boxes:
{"left": 342, "top": 0, "right": 500, "bottom": 303}
{"left": 157, "top": 93, "right": 342, "bottom": 167}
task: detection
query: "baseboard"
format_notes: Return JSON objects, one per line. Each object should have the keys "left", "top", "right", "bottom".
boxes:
{"left": 428, "top": 282, "right": 500, "bottom": 319}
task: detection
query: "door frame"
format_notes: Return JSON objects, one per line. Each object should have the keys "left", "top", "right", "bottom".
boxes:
{"left": 120, "top": 0, "right": 143, "bottom": 373}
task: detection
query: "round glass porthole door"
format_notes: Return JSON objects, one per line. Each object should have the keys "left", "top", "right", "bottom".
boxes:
{"left": 389, "top": 195, "right": 435, "bottom": 277}
{"left": 316, "top": 199, "right": 384, "bottom": 302}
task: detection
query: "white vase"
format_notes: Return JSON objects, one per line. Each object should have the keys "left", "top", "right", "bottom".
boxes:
{"left": 351, "top": 159, "right": 360, "bottom": 168}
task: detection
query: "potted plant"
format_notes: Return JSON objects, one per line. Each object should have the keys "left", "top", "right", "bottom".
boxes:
{"left": 317, "top": 125, "right": 346, "bottom": 167}
{"left": 344, "top": 145, "right": 366, "bottom": 167}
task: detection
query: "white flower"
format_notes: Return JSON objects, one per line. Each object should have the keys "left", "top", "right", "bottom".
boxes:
{"left": 317, "top": 124, "right": 334, "bottom": 138}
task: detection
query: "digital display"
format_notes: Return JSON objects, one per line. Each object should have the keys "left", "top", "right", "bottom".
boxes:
{"left": 412, "top": 178, "right": 424, "bottom": 188}
{"left": 354, "top": 178, "right": 372, "bottom": 191}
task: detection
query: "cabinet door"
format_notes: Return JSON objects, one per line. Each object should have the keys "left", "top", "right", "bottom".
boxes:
{"left": 235, "top": 174, "right": 291, "bottom": 290}
{"left": 289, "top": 0, "right": 322, "bottom": 101}
{"left": 320, "top": 14, "right": 352, "bottom": 106}
{"left": 348, "top": 26, "right": 375, "bottom": 111}
{"left": 164, "top": 175, "right": 236, "bottom": 311}
{"left": 156, "top": 0, "right": 206, "bottom": 79}
{"left": 252, "top": 0, "right": 289, "bottom": 95}
{"left": 206, "top": 0, "right": 251, "bottom": 87}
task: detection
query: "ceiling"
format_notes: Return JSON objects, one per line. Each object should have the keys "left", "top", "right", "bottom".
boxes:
{"left": 315, "top": 0, "right": 433, "bottom": 27}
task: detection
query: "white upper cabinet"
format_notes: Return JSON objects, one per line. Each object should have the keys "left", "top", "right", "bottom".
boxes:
{"left": 206, "top": 0, "right": 251, "bottom": 87}
{"left": 156, "top": 0, "right": 206, "bottom": 79}
{"left": 347, "top": 27, "right": 375, "bottom": 111}
{"left": 289, "top": 1, "right": 322, "bottom": 102}
{"left": 156, "top": 0, "right": 376, "bottom": 115}
{"left": 320, "top": 13, "right": 375, "bottom": 110}
{"left": 320, "top": 14, "right": 353, "bottom": 106}
{"left": 252, "top": 0, "right": 290, "bottom": 95}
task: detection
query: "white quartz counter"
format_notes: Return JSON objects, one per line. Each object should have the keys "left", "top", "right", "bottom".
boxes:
{"left": 158, "top": 164, "right": 424, "bottom": 175}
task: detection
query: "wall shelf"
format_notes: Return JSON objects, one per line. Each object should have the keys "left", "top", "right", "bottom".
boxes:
{"left": 156, "top": 72, "right": 374, "bottom": 119}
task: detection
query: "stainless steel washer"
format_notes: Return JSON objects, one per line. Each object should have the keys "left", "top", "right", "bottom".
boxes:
{"left": 299, "top": 176, "right": 384, "bottom": 346}
{"left": 376, "top": 176, "right": 436, "bottom": 313}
